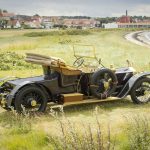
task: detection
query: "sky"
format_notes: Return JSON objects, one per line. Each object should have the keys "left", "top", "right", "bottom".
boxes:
{"left": 0, "top": 0, "right": 150, "bottom": 17}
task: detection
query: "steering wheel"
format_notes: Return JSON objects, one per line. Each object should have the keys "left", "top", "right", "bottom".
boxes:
{"left": 73, "top": 57, "right": 84, "bottom": 68}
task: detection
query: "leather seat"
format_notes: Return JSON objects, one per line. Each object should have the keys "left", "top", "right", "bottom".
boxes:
{"left": 51, "top": 60, "right": 82, "bottom": 76}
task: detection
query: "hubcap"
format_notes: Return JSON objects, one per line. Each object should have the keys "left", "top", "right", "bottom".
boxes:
{"left": 31, "top": 100, "right": 37, "bottom": 107}
{"left": 104, "top": 81, "right": 109, "bottom": 90}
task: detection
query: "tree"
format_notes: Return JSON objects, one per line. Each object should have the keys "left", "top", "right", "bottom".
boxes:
{"left": 34, "top": 14, "right": 40, "bottom": 17}
{"left": 0, "top": 20, "right": 8, "bottom": 29}
{"left": 3, "top": 9, "right": 8, "bottom": 13}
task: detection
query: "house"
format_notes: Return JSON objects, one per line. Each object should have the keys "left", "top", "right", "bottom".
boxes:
{"left": 15, "top": 15, "right": 32, "bottom": 22}
{"left": 23, "top": 20, "right": 42, "bottom": 28}
{"left": 63, "top": 19, "right": 98, "bottom": 28}
{"left": 0, "top": 12, "right": 15, "bottom": 20}
{"left": 42, "top": 21, "right": 53, "bottom": 29}
{"left": 117, "top": 22, "right": 150, "bottom": 28}
{"left": 41, "top": 16, "right": 54, "bottom": 28}
{"left": 32, "top": 14, "right": 42, "bottom": 23}
{"left": 117, "top": 11, "right": 150, "bottom": 28}
{"left": 41, "top": 16, "right": 61, "bottom": 28}
{"left": 117, "top": 10, "right": 132, "bottom": 24}
{"left": 116, "top": 10, "right": 150, "bottom": 28}
{"left": 117, "top": 16, "right": 132, "bottom": 23}
{"left": 7, "top": 20, "right": 21, "bottom": 28}
{"left": 0, "top": 12, "right": 16, "bottom": 28}
{"left": 103, "top": 22, "right": 118, "bottom": 29}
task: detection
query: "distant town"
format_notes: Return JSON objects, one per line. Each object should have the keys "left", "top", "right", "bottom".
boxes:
{"left": 0, "top": 9, "right": 150, "bottom": 29}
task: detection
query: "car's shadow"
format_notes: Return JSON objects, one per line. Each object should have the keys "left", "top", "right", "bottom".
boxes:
{"left": 0, "top": 99, "right": 149, "bottom": 122}
{"left": 46, "top": 98, "right": 149, "bottom": 115}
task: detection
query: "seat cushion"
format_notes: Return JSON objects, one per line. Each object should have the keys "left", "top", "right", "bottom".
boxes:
{"left": 52, "top": 65, "right": 82, "bottom": 76}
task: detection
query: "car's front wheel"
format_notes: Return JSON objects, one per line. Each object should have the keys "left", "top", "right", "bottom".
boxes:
{"left": 130, "top": 78, "right": 150, "bottom": 104}
{"left": 14, "top": 85, "right": 48, "bottom": 113}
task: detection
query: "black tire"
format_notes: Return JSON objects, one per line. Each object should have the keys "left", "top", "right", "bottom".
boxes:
{"left": 91, "top": 68, "right": 118, "bottom": 99}
{"left": 15, "top": 85, "right": 48, "bottom": 113}
{"left": 130, "top": 78, "right": 150, "bottom": 104}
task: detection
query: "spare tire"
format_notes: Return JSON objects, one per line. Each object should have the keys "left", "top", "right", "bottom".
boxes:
{"left": 91, "top": 68, "right": 118, "bottom": 99}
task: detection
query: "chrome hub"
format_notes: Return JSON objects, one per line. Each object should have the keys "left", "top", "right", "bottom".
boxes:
{"left": 31, "top": 100, "right": 37, "bottom": 107}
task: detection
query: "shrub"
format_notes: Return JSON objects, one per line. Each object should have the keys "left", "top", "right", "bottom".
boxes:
{"left": 0, "top": 52, "right": 38, "bottom": 70}
{"left": 24, "top": 29, "right": 91, "bottom": 37}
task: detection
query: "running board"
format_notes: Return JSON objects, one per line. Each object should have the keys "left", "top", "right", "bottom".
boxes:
{"left": 49, "top": 97, "right": 120, "bottom": 109}
{"left": 63, "top": 97, "right": 120, "bottom": 106}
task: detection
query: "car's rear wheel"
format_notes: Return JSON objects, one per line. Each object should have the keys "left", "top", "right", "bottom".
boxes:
{"left": 15, "top": 85, "right": 48, "bottom": 113}
{"left": 130, "top": 78, "right": 150, "bottom": 104}
{"left": 91, "top": 68, "right": 118, "bottom": 99}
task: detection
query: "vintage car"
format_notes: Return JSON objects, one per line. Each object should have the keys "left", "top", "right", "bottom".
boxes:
{"left": 0, "top": 45, "right": 150, "bottom": 113}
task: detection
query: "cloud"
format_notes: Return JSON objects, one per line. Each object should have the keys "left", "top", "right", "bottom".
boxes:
{"left": 0, "top": 0, "right": 150, "bottom": 17}
{"left": 130, "top": 4, "right": 150, "bottom": 16}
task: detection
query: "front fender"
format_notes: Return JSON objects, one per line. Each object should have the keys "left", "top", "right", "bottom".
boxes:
{"left": 117, "top": 72, "right": 150, "bottom": 98}
{"left": 6, "top": 81, "right": 34, "bottom": 107}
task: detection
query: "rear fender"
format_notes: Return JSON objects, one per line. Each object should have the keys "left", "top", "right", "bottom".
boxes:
{"left": 117, "top": 72, "right": 150, "bottom": 98}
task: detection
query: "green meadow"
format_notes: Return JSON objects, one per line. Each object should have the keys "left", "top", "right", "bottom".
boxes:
{"left": 0, "top": 29, "right": 150, "bottom": 77}
{"left": 0, "top": 29, "right": 150, "bottom": 150}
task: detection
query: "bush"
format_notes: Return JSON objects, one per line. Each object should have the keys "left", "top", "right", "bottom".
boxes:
{"left": 24, "top": 29, "right": 91, "bottom": 37}
{"left": 0, "top": 52, "right": 38, "bottom": 70}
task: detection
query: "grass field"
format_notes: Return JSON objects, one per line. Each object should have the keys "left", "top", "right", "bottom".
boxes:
{"left": 0, "top": 29, "right": 150, "bottom": 77}
{"left": 0, "top": 29, "right": 150, "bottom": 150}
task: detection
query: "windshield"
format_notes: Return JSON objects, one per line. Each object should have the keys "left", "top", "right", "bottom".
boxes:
{"left": 73, "top": 44, "right": 97, "bottom": 59}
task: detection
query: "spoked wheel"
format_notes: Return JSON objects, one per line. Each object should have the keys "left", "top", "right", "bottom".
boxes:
{"left": 131, "top": 78, "right": 150, "bottom": 104}
{"left": 14, "top": 85, "right": 48, "bottom": 113}
{"left": 91, "top": 68, "right": 118, "bottom": 99}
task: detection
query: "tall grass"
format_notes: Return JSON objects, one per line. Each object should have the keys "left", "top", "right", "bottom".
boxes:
{"left": 0, "top": 110, "right": 49, "bottom": 150}
{"left": 0, "top": 105, "right": 150, "bottom": 150}
{"left": 48, "top": 120, "right": 112, "bottom": 150}
{"left": 126, "top": 115, "right": 150, "bottom": 150}
{"left": 1, "top": 41, "right": 38, "bottom": 51}
{"left": 47, "top": 112, "right": 150, "bottom": 150}
{"left": 0, "top": 130, "right": 49, "bottom": 150}
{"left": 45, "top": 107, "right": 116, "bottom": 150}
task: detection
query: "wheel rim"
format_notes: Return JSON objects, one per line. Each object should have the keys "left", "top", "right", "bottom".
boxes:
{"left": 135, "top": 81, "right": 150, "bottom": 102}
{"left": 21, "top": 91, "right": 44, "bottom": 111}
